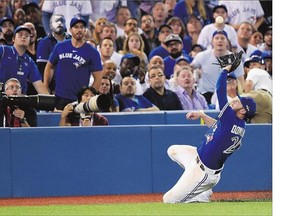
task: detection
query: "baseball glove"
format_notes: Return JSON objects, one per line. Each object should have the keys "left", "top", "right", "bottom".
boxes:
{"left": 215, "top": 51, "right": 243, "bottom": 72}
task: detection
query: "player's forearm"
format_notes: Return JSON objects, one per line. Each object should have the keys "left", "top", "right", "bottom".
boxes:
{"left": 91, "top": 71, "right": 103, "bottom": 91}
{"left": 199, "top": 112, "right": 217, "bottom": 128}
{"left": 43, "top": 62, "right": 54, "bottom": 88}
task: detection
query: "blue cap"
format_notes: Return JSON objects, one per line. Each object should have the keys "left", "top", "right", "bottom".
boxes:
{"left": 120, "top": 53, "right": 140, "bottom": 65}
{"left": 70, "top": 16, "right": 87, "bottom": 28}
{"left": 212, "top": 30, "right": 228, "bottom": 39}
{"left": 244, "top": 55, "right": 264, "bottom": 68}
{"left": 175, "top": 56, "right": 190, "bottom": 64}
{"left": 261, "top": 51, "right": 272, "bottom": 59}
{"left": 238, "top": 96, "right": 256, "bottom": 121}
{"left": 250, "top": 49, "right": 262, "bottom": 57}
{"left": 13, "top": 25, "right": 31, "bottom": 36}
{"left": 227, "top": 73, "right": 237, "bottom": 79}
{"left": 0, "top": 16, "right": 14, "bottom": 26}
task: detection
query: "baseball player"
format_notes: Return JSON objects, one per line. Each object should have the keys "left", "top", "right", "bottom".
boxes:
{"left": 163, "top": 63, "right": 256, "bottom": 203}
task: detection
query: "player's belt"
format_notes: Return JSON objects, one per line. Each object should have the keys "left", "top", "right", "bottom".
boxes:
{"left": 196, "top": 156, "right": 222, "bottom": 175}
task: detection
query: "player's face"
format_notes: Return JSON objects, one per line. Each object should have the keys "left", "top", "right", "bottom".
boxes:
{"left": 51, "top": 15, "right": 66, "bottom": 35}
{"left": 13, "top": 30, "right": 31, "bottom": 47}
{"left": 70, "top": 22, "right": 86, "bottom": 41}
{"left": 120, "top": 77, "right": 136, "bottom": 97}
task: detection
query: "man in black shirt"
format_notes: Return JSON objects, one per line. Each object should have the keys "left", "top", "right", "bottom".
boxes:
{"left": 143, "top": 66, "right": 182, "bottom": 110}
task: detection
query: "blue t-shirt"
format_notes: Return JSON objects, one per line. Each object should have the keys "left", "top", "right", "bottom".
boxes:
{"left": 148, "top": 45, "right": 169, "bottom": 60}
{"left": 49, "top": 40, "right": 102, "bottom": 100}
{"left": 0, "top": 45, "right": 42, "bottom": 94}
{"left": 197, "top": 71, "right": 246, "bottom": 170}
{"left": 115, "top": 94, "right": 154, "bottom": 112}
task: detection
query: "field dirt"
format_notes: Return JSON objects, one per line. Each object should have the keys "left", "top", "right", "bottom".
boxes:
{"left": 0, "top": 191, "right": 271, "bottom": 206}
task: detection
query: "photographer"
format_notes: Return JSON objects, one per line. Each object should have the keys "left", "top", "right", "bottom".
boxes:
{"left": 59, "top": 86, "right": 108, "bottom": 127}
{"left": 0, "top": 78, "right": 37, "bottom": 127}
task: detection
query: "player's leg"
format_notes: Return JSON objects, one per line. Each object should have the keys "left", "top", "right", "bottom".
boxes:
{"left": 167, "top": 145, "right": 197, "bottom": 169}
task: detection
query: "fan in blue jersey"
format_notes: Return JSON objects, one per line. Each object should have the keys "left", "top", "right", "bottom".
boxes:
{"left": 36, "top": 14, "right": 71, "bottom": 93}
{"left": 163, "top": 64, "right": 256, "bottom": 203}
{"left": 43, "top": 16, "right": 103, "bottom": 110}
{"left": 0, "top": 25, "right": 48, "bottom": 95}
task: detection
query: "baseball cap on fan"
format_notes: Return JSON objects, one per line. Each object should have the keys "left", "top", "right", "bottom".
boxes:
{"left": 244, "top": 55, "right": 264, "bottom": 68}
{"left": 212, "top": 30, "right": 228, "bottom": 39}
{"left": 164, "top": 34, "right": 182, "bottom": 45}
{"left": 13, "top": 25, "right": 31, "bottom": 36}
{"left": 120, "top": 53, "right": 140, "bottom": 65}
{"left": 70, "top": 16, "right": 87, "bottom": 28}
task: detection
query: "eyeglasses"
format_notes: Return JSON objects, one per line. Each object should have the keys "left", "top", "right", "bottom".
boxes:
{"left": 149, "top": 73, "right": 164, "bottom": 79}
{"left": 167, "top": 42, "right": 181, "bottom": 47}
{"left": 6, "top": 85, "right": 21, "bottom": 91}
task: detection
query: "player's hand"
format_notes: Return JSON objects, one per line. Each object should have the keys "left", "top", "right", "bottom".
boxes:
{"left": 186, "top": 111, "right": 203, "bottom": 120}
{"left": 223, "top": 65, "right": 232, "bottom": 72}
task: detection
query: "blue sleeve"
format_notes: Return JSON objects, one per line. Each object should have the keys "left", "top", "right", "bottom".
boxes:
{"left": 216, "top": 69, "right": 229, "bottom": 110}
{"left": 36, "top": 38, "right": 49, "bottom": 61}
{"left": 42, "top": 11, "right": 52, "bottom": 35}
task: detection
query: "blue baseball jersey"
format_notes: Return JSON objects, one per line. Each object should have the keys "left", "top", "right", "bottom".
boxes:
{"left": 197, "top": 70, "right": 246, "bottom": 170}
{"left": 0, "top": 45, "right": 42, "bottom": 94}
{"left": 116, "top": 94, "right": 155, "bottom": 112}
{"left": 49, "top": 40, "right": 102, "bottom": 100}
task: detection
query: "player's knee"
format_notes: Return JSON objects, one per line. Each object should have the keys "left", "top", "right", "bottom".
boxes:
{"left": 167, "top": 145, "right": 177, "bottom": 157}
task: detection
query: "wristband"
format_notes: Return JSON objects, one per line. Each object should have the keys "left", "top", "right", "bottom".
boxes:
{"left": 20, "top": 117, "right": 27, "bottom": 123}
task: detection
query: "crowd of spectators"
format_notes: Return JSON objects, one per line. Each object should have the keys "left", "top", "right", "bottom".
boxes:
{"left": 0, "top": 0, "right": 272, "bottom": 127}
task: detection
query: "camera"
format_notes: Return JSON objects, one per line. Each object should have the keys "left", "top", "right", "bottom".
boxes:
{"left": 73, "top": 94, "right": 112, "bottom": 113}
{"left": 0, "top": 94, "right": 56, "bottom": 111}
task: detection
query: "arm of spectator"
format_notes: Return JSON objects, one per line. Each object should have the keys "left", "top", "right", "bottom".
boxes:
{"left": 33, "top": 80, "right": 49, "bottom": 94}
{"left": 254, "top": 16, "right": 265, "bottom": 31}
{"left": 91, "top": 70, "right": 103, "bottom": 92}
{"left": 42, "top": 11, "right": 53, "bottom": 35}
{"left": 43, "top": 61, "right": 55, "bottom": 93}
{"left": 244, "top": 79, "right": 254, "bottom": 93}
{"left": 135, "top": 105, "right": 160, "bottom": 112}
{"left": 59, "top": 104, "right": 73, "bottom": 126}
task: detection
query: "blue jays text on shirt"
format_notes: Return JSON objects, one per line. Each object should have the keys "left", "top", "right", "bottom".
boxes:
{"left": 228, "top": 6, "right": 257, "bottom": 24}
{"left": 59, "top": 52, "right": 86, "bottom": 68}
{"left": 52, "top": 0, "right": 83, "bottom": 12}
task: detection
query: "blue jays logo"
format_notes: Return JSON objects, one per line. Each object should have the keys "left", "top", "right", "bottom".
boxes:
{"left": 205, "top": 133, "right": 213, "bottom": 144}
{"left": 73, "top": 61, "right": 83, "bottom": 68}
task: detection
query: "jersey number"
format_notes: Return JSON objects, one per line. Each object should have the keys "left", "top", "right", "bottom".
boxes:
{"left": 223, "top": 136, "right": 242, "bottom": 154}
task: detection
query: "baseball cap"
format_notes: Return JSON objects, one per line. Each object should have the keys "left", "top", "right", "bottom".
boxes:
{"left": 13, "top": 25, "right": 31, "bottom": 36}
{"left": 175, "top": 56, "right": 190, "bottom": 64}
{"left": 249, "top": 49, "right": 262, "bottom": 57}
{"left": 164, "top": 34, "right": 182, "bottom": 45}
{"left": 261, "top": 51, "right": 272, "bottom": 59}
{"left": 227, "top": 73, "right": 237, "bottom": 79}
{"left": 158, "top": 24, "right": 172, "bottom": 33}
{"left": 212, "top": 5, "right": 228, "bottom": 13}
{"left": 22, "top": 2, "right": 40, "bottom": 13}
{"left": 70, "top": 16, "right": 87, "bottom": 28}
{"left": 0, "top": 17, "right": 14, "bottom": 26}
{"left": 120, "top": 53, "right": 140, "bottom": 65}
{"left": 238, "top": 95, "right": 257, "bottom": 121}
{"left": 244, "top": 55, "right": 264, "bottom": 68}
{"left": 212, "top": 30, "right": 228, "bottom": 39}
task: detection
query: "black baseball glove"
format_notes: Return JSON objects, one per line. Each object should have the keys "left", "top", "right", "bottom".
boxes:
{"left": 215, "top": 51, "right": 243, "bottom": 72}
